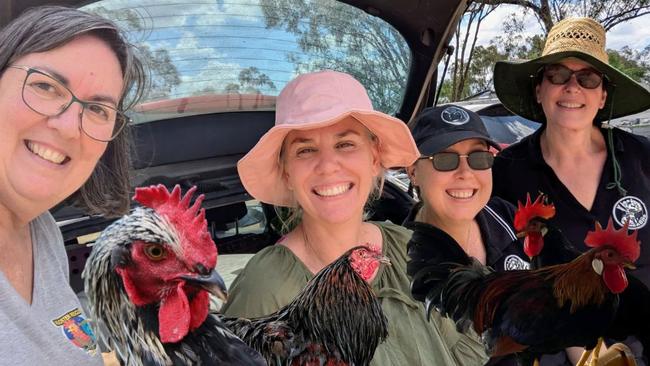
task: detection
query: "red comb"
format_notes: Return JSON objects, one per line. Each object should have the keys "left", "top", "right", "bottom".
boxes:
{"left": 133, "top": 184, "right": 216, "bottom": 266}
{"left": 513, "top": 193, "right": 556, "bottom": 231}
{"left": 584, "top": 218, "right": 640, "bottom": 262}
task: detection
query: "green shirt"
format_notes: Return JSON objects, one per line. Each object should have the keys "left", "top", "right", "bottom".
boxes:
{"left": 222, "top": 222, "right": 489, "bottom": 366}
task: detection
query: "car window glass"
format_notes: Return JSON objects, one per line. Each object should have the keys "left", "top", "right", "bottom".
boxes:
{"left": 480, "top": 115, "right": 540, "bottom": 144}
{"left": 82, "top": 0, "right": 411, "bottom": 123}
{"left": 214, "top": 200, "right": 267, "bottom": 239}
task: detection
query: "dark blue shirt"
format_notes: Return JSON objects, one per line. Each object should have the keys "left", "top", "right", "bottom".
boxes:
{"left": 405, "top": 196, "right": 530, "bottom": 278}
{"left": 492, "top": 126, "right": 650, "bottom": 366}
{"left": 493, "top": 126, "right": 650, "bottom": 288}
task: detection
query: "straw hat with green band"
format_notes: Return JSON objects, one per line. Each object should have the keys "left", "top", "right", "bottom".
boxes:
{"left": 494, "top": 17, "right": 650, "bottom": 123}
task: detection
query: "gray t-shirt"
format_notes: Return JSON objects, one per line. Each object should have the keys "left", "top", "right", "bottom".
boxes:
{"left": 0, "top": 212, "right": 103, "bottom": 365}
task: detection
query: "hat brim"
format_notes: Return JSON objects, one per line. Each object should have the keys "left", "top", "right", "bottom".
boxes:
{"left": 237, "top": 110, "right": 419, "bottom": 207}
{"left": 418, "top": 130, "right": 501, "bottom": 156}
{"left": 494, "top": 51, "right": 650, "bottom": 123}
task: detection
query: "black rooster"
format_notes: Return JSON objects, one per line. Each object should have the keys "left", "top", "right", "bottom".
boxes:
{"left": 220, "top": 243, "right": 389, "bottom": 365}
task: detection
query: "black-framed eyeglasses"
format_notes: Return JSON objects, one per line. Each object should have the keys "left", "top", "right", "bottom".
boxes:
{"left": 8, "top": 65, "right": 128, "bottom": 142}
{"left": 419, "top": 151, "right": 495, "bottom": 172}
{"left": 541, "top": 63, "right": 605, "bottom": 89}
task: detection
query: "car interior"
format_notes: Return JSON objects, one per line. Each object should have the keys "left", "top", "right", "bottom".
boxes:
{"left": 4, "top": 0, "right": 468, "bottom": 294}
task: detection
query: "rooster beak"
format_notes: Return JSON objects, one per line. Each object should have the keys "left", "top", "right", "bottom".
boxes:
{"left": 180, "top": 270, "right": 228, "bottom": 302}
{"left": 515, "top": 231, "right": 526, "bottom": 239}
{"left": 379, "top": 255, "right": 391, "bottom": 266}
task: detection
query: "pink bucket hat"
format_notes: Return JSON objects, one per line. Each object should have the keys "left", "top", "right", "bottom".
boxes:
{"left": 237, "top": 70, "right": 419, "bottom": 207}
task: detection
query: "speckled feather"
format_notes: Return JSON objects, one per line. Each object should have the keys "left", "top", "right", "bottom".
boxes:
{"left": 83, "top": 205, "right": 265, "bottom": 366}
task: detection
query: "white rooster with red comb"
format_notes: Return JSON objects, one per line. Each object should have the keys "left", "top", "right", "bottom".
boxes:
{"left": 83, "top": 185, "right": 265, "bottom": 365}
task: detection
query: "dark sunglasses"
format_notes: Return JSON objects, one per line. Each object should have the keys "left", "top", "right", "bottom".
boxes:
{"left": 419, "top": 151, "right": 494, "bottom": 172}
{"left": 542, "top": 63, "right": 605, "bottom": 89}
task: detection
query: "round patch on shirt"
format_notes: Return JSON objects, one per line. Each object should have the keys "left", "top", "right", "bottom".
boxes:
{"left": 441, "top": 106, "right": 470, "bottom": 125}
{"left": 52, "top": 308, "right": 98, "bottom": 356}
{"left": 612, "top": 196, "right": 647, "bottom": 230}
{"left": 504, "top": 254, "right": 530, "bottom": 271}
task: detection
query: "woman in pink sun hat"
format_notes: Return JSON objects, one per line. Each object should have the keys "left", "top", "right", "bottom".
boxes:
{"left": 222, "top": 70, "right": 489, "bottom": 365}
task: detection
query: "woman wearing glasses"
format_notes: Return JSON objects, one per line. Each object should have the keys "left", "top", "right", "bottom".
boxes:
{"left": 491, "top": 17, "right": 650, "bottom": 365}
{"left": 404, "top": 104, "right": 528, "bottom": 272}
{"left": 404, "top": 105, "right": 529, "bottom": 365}
{"left": 0, "top": 6, "right": 143, "bottom": 364}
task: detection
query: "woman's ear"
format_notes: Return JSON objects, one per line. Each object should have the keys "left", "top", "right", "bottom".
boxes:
{"left": 284, "top": 175, "right": 293, "bottom": 191}
{"left": 370, "top": 143, "right": 381, "bottom": 176}
{"left": 535, "top": 84, "right": 542, "bottom": 104}
{"left": 599, "top": 89, "right": 608, "bottom": 109}
{"left": 281, "top": 164, "right": 293, "bottom": 191}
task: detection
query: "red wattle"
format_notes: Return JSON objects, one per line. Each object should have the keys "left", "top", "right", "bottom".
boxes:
{"left": 159, "top": 282, "right": 191, "bottom": 343}
{"left": 603, "top": 265, "right": 628, "bottom": 294}
{"left": 524, "top": 232, "right": 544, "bottom": 258}
{"left": 189, "top": 290, "right": 210, "bottom": 331}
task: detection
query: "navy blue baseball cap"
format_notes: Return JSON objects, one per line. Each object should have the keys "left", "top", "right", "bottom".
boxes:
{"left": 410, "top": 104, "right": 501, "bottom": 156}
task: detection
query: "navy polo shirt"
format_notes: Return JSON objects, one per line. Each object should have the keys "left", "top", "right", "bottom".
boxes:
{"left": 404, "top": 196, "right": 530, "bottom": 272}
{"left": 493, "top": 126, "right": 650, "bottom": 288}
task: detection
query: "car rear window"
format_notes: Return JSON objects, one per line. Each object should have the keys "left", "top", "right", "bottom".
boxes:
{"left": 82, "top": 0, "right": 411, "bottom": 123}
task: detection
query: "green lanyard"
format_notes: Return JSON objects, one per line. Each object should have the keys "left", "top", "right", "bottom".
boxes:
{"left": 603, "top": 86, "right": 627, "bottom": 197}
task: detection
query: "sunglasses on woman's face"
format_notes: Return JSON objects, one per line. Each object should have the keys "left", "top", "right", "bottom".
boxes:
{"left": 419, "top": 151, "right": 495, "bottom": 172}
{"left": 542, "top": 64, "right": 604, "bottom": 89}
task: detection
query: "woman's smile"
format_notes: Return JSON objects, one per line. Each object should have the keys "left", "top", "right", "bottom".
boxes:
{"left": 25, "top": 140, "right": 69, "bottom": 165}
{"left": 313, "top": 182, "right": 354, "bottom": 198}
{"left": 446, "top": 189, "right": 477, "bottom": 200}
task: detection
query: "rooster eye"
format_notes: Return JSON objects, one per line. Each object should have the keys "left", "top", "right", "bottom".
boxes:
{"left": 144, "top": 244, "right": 166, "bottom": 261}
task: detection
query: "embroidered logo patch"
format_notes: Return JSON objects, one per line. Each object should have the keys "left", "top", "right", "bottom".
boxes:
{"left": 440, "top": 106, "right": 470, "bottom": 125}
{"left": 52, "top": 308, "right": 98, "bottom": 356}
{"left": 612, "top": 196, "right": 647, "bottom": 230}
{"left": 504, "top": 254, "right": 530, "bottom": 271}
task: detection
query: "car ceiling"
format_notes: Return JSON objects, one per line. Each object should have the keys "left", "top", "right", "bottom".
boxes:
{"left": 1, "top": 0, "right": 468, "bottom": 122}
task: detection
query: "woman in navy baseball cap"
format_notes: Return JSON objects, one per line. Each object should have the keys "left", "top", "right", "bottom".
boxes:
{"left": 405, "top": 106, "right": 530, "bottom": 366}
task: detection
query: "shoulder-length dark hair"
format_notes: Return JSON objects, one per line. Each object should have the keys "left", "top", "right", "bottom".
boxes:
{"left": 0, "top": 6, "right": 145, "bottom": 217}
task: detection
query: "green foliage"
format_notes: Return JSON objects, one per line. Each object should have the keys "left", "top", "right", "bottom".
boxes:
{"left": 607, "top": 47, "right": 650, "bottom": 84}
{"left": 223, "top": 67, "right": 277, "bottom": 94}
{"left": 259, "top": 0, "right": 409, "bottom": 114}
{"left": 88, "top": 6, "right": 181, "bottom": 101}
{"left": 453, "top": 1, "right": 650, "bottom": 101}
{"left": 139, "top": 45, "right": 182, "bottom": 100}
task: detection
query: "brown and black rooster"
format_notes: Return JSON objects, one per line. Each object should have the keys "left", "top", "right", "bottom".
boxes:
{"left": 513, "top": 194, "right": 650, "bottom": 364}
{"left": 513, "top": 193, "right": 580, "bottom": 268}
{"left": 84, "top": 184, "right": 388, "bottom": 366}
{"left": 413, "top": 219, "right": 642, "bottom": 365}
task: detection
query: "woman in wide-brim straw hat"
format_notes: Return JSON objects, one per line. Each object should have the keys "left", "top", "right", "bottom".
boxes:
{"left": 492, "top": 17, "right": 650, "bottom": 365}
{"left": 223, "top": 70, "right": 491, "bottom": 365}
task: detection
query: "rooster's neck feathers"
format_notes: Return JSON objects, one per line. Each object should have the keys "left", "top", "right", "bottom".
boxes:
{"left": 84, "top": 207, "right": 183, "bottom": 366}
{"left": 547, "top": 253, "right": 608, "bottom": 312}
